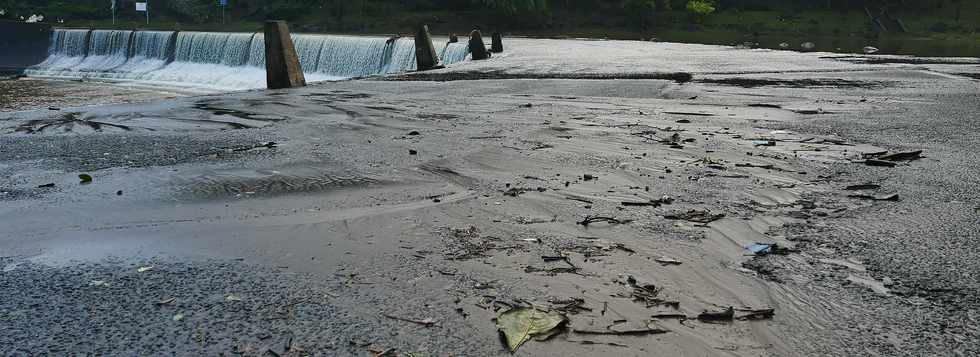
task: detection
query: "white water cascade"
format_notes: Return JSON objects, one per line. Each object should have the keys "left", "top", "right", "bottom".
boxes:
{"left": 27, "top": 29, "right": 471, "bottom": 91}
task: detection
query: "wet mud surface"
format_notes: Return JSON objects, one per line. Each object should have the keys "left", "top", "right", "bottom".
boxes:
{"left": 2, "top": 41, "right": 980, "bottom": 356}
{"left": 386, "top": 70, "right": 694, "bottom": 83}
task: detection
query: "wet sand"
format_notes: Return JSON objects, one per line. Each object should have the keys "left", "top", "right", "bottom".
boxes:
{"left": 0, "top": 77, "right": 192, "bottom": 113}
{"left": 1, "top": 39, "right": 979, "bottom": 356}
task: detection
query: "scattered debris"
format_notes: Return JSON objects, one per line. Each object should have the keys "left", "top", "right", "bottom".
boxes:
{"left": 496, "top": 307, "right": 567, "bottom": 352}
{"left": 663, "top": 111, "right": 713, "bottom": 117}
{"left": 624, "top": 276, "right": 679, "bottom": 308}
{"left": 664, "top": 209, "right": 725, "bottom": 223}
{"left": 577, "top": 216, "right": 630, "bottom": 227}
{"left": 173, "top": 313, "right": 185, "bottom": 322}
{"left": 88, "top": 280, "right": 109, "bottom": 287}
{"left": 37, "top": 183, "right": 55, "bottom": 188}
{"left": 573, "top": 325, "right": 669, "bottom": 336}
{"left": 519, "top": 103, "right": 534, "bottom": 108}
{"left": 370, "top": 348, "right": 397, "bottom": 357}
{"left": 737, "top": 308, "right": 775, "bottom": 320}
{"left": 844, "top": 183, "right": 881, "bottom": 190}
{"left": 697, "top": 307, "right": 734, "bottom": 322}
{"left": 622, "top": 195, "right": 673, "bottom": 207}
{"left": 230, "top": 142, "right": 277, "bottom": 152}
{"left": 746, "top": 243, "right": 796, "bottom": 256}
{"left": 409, "top": 149, "right": 418, "bottom": 155}
{"left": 524, "top": 256, "right": 581, "bottom": 275}
{"left": 407, "top": 131, "right": 420, "bottom": 136}
{"left": 156, "top": 297, "right": 176, "bottom": 305}
{"left": 735, "top": 163, "right": 775, "bottom": 170}
{"left": 136, "top": 266, "right": 154, "bottom": 273}
{"left": 652, "top": 313, "right": 688, "bottom": 319}
{"left": 848, "top": 193, "right": 899, "bottom": 201}
{"left": 878, "top": 150, "right": 922, "bottom": 162}
{"left": 550, "top": 298, "right": 591, "bottom": 314}
{"left": 382, "top": 313, "right": 438, "bottom": 327}
{"left": 78, "top": 174, "right": 93, "bottom": 184}
{"left": 753, "top": 140, "right": 776, "bottom": 147}
{"left": 748, "top": 103, "right": 782, "bottom": 109}
{"left": 864, "top": 159, "right": 897, "bottom": 167}
{"left": 524, "top": 265, "right": 581, "bottom": 275}
{"left": 225, "top": 294, "right": 243, "bottom": 302}
{"left": 655, "top": 257, "right": 683, "bottom": 266}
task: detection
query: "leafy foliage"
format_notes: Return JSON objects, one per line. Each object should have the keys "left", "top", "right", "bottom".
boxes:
{"left": 686, "top": 0, "right": 715, "bottom": 16}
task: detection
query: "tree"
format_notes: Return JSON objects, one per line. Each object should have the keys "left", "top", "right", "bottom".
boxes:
{"left": 474, "top": 0, "right": 547, "bottom": 14}
{"left": 686, "top": 0, "right": 715, "bottom": 15}
{"left": 686, "top": 0, "right": 715, "bottom": 22}
{"left": 623, "top": 0, "right": 656, "bottom": 29}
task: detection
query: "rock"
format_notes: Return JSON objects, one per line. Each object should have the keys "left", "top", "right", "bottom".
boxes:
{"left": 263, "top": 21, "right": 306, "bottom": 89}
{"left": 414, "top": 25, "right": 443, "bottom": 71}
{"left": 468, "top": 30, "right": 490, "bottom": 60}
{"left": 448, "top": 33, "right": 458, "bottom": 43}
{"left": 491, "top": 32, "right": 504, "bottom": 53}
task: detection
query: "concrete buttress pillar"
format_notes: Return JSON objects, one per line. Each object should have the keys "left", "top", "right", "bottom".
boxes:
{"left": 414, "top": 25, "right": 442, "bottom": 71}
{"left": 491, "top": 32, "right": 503, "bottom": 53}
{"left": 264, "top": 20, "right": 306, "bottom": 89}
{"left": 468, "top": 30, "right": 490, "bottom": 60}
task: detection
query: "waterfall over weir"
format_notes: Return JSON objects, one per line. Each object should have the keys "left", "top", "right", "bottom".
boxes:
{"left": 27, "top": 29, "right": 471, "bottom": 91}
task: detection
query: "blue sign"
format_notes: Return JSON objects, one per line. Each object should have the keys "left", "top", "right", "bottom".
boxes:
{"left": 218, "top": 0, "right": 227, "bottom": 6}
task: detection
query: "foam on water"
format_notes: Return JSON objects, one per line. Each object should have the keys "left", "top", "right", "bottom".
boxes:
{"left": 27, "top": 29, "right": 470, "bottom": 91}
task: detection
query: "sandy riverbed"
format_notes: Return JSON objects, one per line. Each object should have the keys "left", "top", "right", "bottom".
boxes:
{"left": 1, "top": 38, "right": 978, "bottom": 356}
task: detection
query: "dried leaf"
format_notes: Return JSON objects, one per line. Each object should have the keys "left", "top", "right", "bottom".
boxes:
{"left": 496, "top": 307, "right": 566, "bottom": 352}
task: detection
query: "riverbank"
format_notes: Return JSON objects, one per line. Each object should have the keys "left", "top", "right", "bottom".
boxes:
{"left": 1, "top": 38, "right": 978, "bottom": 356}
{"left": 55, "top": 7, "right": 980, "bottom": 58}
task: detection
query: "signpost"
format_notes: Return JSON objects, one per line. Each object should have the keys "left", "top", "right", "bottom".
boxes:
{"left": 135, "top": 1, "right": 148, "bottom": 25}
{"left": 219, "top": 0, "right": 228, "bottom": 25}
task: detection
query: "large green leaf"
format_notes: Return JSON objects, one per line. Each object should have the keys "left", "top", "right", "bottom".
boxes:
{"left": 496, "top": 307, "right": 566, "bottom": 352}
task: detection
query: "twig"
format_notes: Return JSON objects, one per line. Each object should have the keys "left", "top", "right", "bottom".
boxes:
{"left": 577, "top": 216, "right": 629, "bottom": 226}
{"left": 382, "top": 313, "right": 437, "bottom": 327}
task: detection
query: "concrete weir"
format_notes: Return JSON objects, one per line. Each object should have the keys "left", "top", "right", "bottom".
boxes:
{"left": 263, "top": 20, "right": 306, "bottom": 89}
{"left": 468, "top": 29, "right": 490, "bottom": 60}
{"left": 414, "top": 25, "right": 443, "bottom": 71}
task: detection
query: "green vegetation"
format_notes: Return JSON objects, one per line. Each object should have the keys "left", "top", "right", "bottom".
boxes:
{"left": 0, "top": 0, "right": 977, "bottom": 40}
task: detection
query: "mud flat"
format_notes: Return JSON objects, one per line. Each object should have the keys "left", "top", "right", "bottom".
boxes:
{"left": 1, "top": 38, "right": 978, "bottom": 356}
{"left": 0, "top": 77, "right": 191, "bottom": 113}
